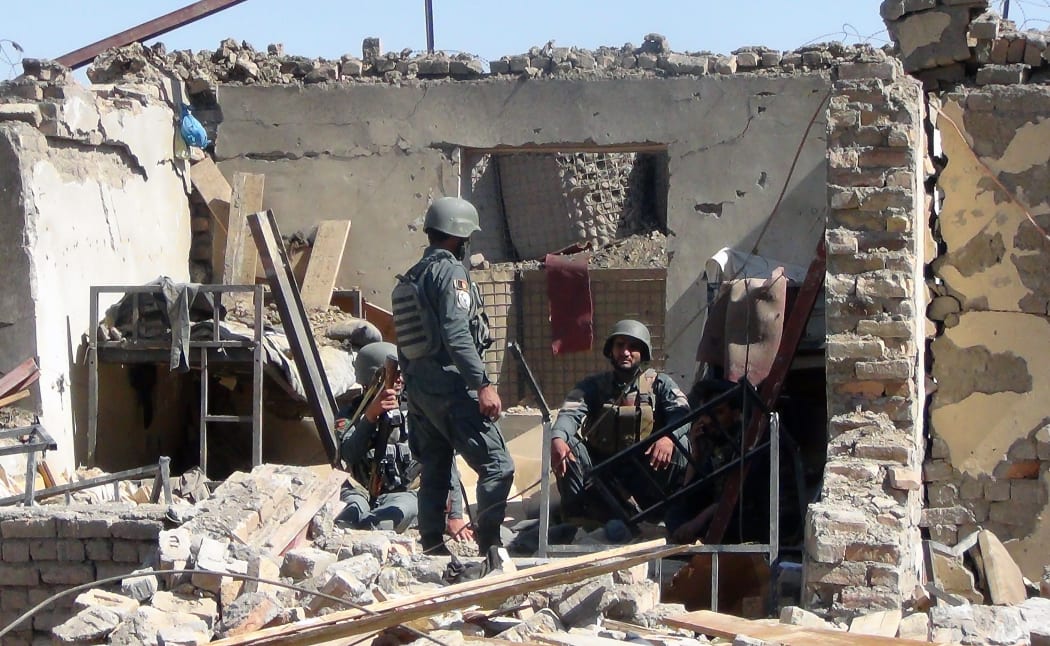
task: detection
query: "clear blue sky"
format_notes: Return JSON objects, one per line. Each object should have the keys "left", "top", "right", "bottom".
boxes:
{"left": 0, "top": 0, "right": 1028, "bottom": 81}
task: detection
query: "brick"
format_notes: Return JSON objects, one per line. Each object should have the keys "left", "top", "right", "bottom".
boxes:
{"left": 920, "top": 506, "right": 975, "bottom": 526}
{"left": 56, "top": 539, "right": 86, "bottom": 562}
{"left": 838, "top": 61, "right": 899, "bottom": 81}
{"left": 924, "top": 460, "right": 955, "bottom": 482}
{"left": 976, "top": 64, "right": 1028, "bottom": 86}
{"left": 110, "top": 520, "right": 163, "bottom": 540}
{"left": 888, "top": 466, "right": 922, "bottom": 490}
{"left": 30, "top": 539, "right": 58, "bottom": 560}
{"left": 856, "top": 360, "right": 912, "bottom": 380}
{"left": 39, "top": 562, "right": 94, "bottom": 585}
{"left": 855, "top": 440, "right": 911, "bottom": 463}
{"left": 857, "top": 319, "right": 912, "bottom": 339}
{"left": 74, "top": 518, "right": 113, "bottom": 538}
{"left": 1, "top": 517, "right": 56, "bottom": 538}
{"left": 857, "top": 271, "right": 911, "bottom": 298}
{"left": 858, "top": 147, "right": 912, "bottom": 169}
{"left": 836, "top": 381, "right": 885, "bottom": 397}
{"left": 0, "top": 564, "right": 39, "bottom": 586}
{"left": 96, "top": 562, "right": 136, "bottom": 581}
{"left": 84, "top": 539, "right": 112, "bottom": 561}
{"left": 985, "top": 479, "right": 1011, "bottom": 501}
{"left": 997, "top": 460, "right": 1040, "bottom": 479}
{"left": 828, "top": 335, "right": 884, "bottom": 360}
{"left": 1011, "top": 479, "right": 1043, "bottom": 505}
{"left": 112, "top": 540, "right": 142, "bottom": 563}
{"left": 0, "top": 587, "right": 28, "bottom": 611}
{"left": 1, "top": 539, "right": 30, "bottom": 562}
{"left": 868, "top": 564, "right": 901, "bottom": 588}
{"left": 927, "top": 483, "right": 958, "bottom": 506}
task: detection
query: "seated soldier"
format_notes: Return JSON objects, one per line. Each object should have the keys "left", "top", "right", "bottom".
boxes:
{"left": 549, "top": 319, "right": 692, "bottom": 523}
{"left": 335, "top": 342, "right": 472, "bottom": 541}
{"left": 666, "top": 378, "right": 744, "bottom": 544}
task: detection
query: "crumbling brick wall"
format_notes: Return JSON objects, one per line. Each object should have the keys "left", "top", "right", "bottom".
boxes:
{"left": 0, "top": 505, "right": 165, "bottom": 644}
{"left": 804, "top": 58, "right": 927, "bottom": 617}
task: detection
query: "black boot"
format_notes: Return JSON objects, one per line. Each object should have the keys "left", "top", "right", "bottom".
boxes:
{"left": 421, "top": 534, "right": 451, "bottom": 556}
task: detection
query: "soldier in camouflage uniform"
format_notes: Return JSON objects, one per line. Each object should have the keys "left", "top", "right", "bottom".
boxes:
{"left": 550, "top": 320, "right": 691, "bottom": 522}
{"left": 392, "top": 197, "right": 515, "bottom": 555}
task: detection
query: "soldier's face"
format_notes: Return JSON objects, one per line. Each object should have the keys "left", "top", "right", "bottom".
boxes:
{"left": 609, "top": 336, "right": 644, "bottom": 372}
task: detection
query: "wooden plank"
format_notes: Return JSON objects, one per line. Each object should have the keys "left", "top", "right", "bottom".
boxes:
{"left": 212, "top": 540, "right": 688, "bottom": 645}
{"left": 0, "top": 390, "right": 30, "bottom": 409}
{"left": 263, "top": 469, "right": 348, "bottom": 556}
{"left": 0, "top": 358, "right": 39, "bottom": 399}
{"left": 978, "top": 530, "right": 1026, "bottom": 605}
{"left": 364, "top": 301, "right": 397, "bottom": 343}
{"left": 849, "top": 610, "right": 902, "bottom": 637}
{"left": 190, "top": 157, "right": 231, "bottom": 232}
{"left": 223, "top": 172, "right": 266, "bottom": 296}
{"left": 664, "top": 610, "right": 944, "bottom": 646}
{"left": 300, "top": 220, "right": 351, "bottom": 309}
{"left": 249, "top": 210, "right": 340, "bottom": 464}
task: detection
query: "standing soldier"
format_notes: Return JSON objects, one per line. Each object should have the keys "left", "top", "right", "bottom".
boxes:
{"left": 392, "top": 197, "right": 515, "bottom": 555}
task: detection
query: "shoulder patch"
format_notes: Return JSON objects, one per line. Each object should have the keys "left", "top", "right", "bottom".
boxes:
{"left": 455, "top": 290, "right": 472, "bottom": 310}
{"left": 454, "top": 278, "right": 469, "bottom": 291}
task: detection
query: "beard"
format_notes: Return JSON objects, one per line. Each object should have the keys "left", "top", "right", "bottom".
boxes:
{"left": 454, "top": 238, "right": 470, "bottom": 261}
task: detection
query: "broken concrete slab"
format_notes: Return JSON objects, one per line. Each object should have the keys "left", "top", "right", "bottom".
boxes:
{"left": 108, "top": 607, "right": 209, "bottom": 646}
{"left": 51, "top": 606, "right": 123, "bottom": 644}
{"left": 150, "top": 590, "right": 218, "bottom": 629}
{"left": 780, "top": 605, "right": 832, "bottom": 629}
{"left": 930, "top": 550, "right": 984, "bottom": 604}
{"left": 554, "top": 580, "right": 607, "bottom": 627}
{"left": 886, "top": 6, "right": 973, "bottom": 72}
{"left": 897, "top": 611, "right": 930, "bottom": 640}
{"left": 848, "top": 609, "right": 902, "bottom": 636}
{"left": 496, "top": 608, "right": 565, "bottom": 642}
{"left": 930, "top": 604, "right": 1026, "bottom": 645}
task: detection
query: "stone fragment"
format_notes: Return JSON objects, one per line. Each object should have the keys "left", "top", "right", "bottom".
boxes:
{"left": 282, "top": 547, "right": 338, "bottom": 581}
{"left": 495, "top": 608, "right": 564, "bottom": 642}
{"left": 931, "top": 604, "right": 1026, "bottom": 645}
{"left": 121, "top": 567, "right": 159, "bottom": 602}
{"left": 976, "top": 64, "right": 1028, "bottom": 85}
{"left": 600, "top": 580, "right": 659, "bottom": 621}
{"left": 849, "top": 609, "right": 902, "bottom": 637}
{"left": 309, "top": 569, "right": 375, "bottom": 613}
{"left": 880, "top": 0, "right": 905, "bottom": 22}
{"left": 361, "top": 37, "right": 381, "bottom": 62}
{"left": 897, "top": 612, "right": 930, "bottom": 640}
{"left": 780, "top": 605, "right": 831, "bottom": 629}
{"left": 659, "top": 53, "right": 708, "bottom": 75}
{"left": 325, "top": 319, "right": 381, "bottom": 346}
{"left": 52, "top": 606, "right": 123, "bottom": 644}
{"left": 150, "top": 591, "right": 218, "bottom": 629}
{"left": 217, "top": 591, "right": 283, "bottom": 638}
{"left": 553, "top": 579, "right": 606, "bottom": 627}
{"left": 0, "top": 103, "right": 43, "bottom": 126}
{"left": 887, "top": 466, "right": 921, "bottom": 490}
{"left": 979, "top": 530, "right": 1026, "bottom": 605}
{"left": 887, "top": 7, "right": 972, "bottom": 72}
{"left": 108, "top": 607, "right": 206, "bottom": 646}
{"left": 157, "top": 623, "right": 212, "bottom": 645}
{"left": 73, "top": 589, "right": 140, "bottom": 618}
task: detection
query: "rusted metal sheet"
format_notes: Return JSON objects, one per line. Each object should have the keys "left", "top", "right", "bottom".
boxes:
{"left": 56, "top": 0, "right": 248, "bottom": 70}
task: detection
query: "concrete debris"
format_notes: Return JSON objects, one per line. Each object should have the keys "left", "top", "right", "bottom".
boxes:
{"left": 780, "top": 605, "right": 834, "bottom": 630}
{"left": 120, "top": 566, "right": 159, "bottom": 602}
{"left": 216, "top": 591, "right": 284, "bottom": 638}
{"left": 51, "top": 606, "right": 123, "bottom": 644}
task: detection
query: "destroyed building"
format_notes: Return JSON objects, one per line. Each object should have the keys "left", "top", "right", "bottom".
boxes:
{"left": 1, "top": 0, "right": 1050, "bottom": 643}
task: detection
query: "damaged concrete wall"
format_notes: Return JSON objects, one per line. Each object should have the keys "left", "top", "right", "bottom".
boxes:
{"left": 0, "top": 79, "right": 191, "bottom": 471}
{"left": 804, "top": 59, "right": 927, "bottom": 617}
{"left": 213, "top": 75, "right": 829, "bottom": 384}
{"left": 925, "top": 86, "right": 1050, "bottom": 579}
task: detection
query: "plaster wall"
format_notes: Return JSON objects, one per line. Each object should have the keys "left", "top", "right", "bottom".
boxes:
{"left": 214, "top": 76, "right": 830, "bottom": 385}
{"left": 0, "top": 87, "right": 191, "bottom": 472}
{"left": 926, "top": 87, "right": 1050, "bottom": 578}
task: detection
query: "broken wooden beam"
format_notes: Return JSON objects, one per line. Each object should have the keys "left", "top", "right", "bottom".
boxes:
{"left": 299, "top": 220, "right": 351, "bottom": 309}
{"left": 223, "top": 172, "right": 265, "bottom": 301}
{"left": 212, "top": 539, "right": 689, "bottom": 645}
{"left": 248, "top": 210, "right": 339, "bottom": 464}
{"left": 664, "top": 609, "right": 947, "bottom": 645}
{"left": 189, "top": 157, "right": 231, "bottom": 232}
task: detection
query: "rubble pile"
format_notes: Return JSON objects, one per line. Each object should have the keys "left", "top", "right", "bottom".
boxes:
{"left": 882, "top": 0, "right": 1050, "bottom": 88}
{"left": 76, "top": 35, "right": 897, "bottom": 100}
{"left": 45, "top": 465, "right": 704, "bottom": 645}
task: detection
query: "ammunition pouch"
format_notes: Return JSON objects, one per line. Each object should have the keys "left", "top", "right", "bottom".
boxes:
{"left": 392, "top": 261, "right": 440, "bottom": 360}
{"left": 581, "top": 375, "right": 655, "bottom": 456}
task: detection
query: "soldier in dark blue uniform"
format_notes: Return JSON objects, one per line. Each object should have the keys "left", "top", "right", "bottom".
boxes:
{"left": 335, "top": 342, "right": 470, "bottom": 538}
{"left": 392, "top": 197, "right": 515, "bottom": 555}
{"left": 550, "top": 320, "right": 691, "bottom": 522}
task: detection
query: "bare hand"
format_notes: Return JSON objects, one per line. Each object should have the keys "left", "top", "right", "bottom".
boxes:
{"left": 446, "top": 517, "right": 474, "bottom": 542}
{"left": 365, "top": 388, "right": 399, "bottom": 423}
{"left": 478, "top": 384, "right": 502, "bottom": 420}
{"left": 645, "top": 436, "right": 675, "bottom": 470}
{"left": 551, "top": 438, "right": 576, "bottom": 477}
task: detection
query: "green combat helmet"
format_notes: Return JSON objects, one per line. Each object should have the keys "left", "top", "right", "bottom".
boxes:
{"left": 355, "top": 342, "right": 398, "bottom": 386}
{"left": 422, "top": 197, "right": 481, "bottom": 238}
{"left": 602, "top": 319, "right": 652, "bottom": 362}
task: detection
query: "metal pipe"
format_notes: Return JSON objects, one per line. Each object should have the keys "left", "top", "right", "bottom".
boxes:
{"left": 425, "top": 0, "right": 435, "bottom": 53}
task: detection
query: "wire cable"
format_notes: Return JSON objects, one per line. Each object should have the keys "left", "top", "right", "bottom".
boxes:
{"left": 0, "top": 568, "right": 452, "bottom": 646}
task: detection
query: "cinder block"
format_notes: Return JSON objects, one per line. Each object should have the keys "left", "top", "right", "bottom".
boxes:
{"left": 29, "top": 539, "right": 58, "bottom": 560}
{"left": 112, "top": 541, "right": 141, "bottom": 563}
{"left": 56, "top": 539, "right": 86, "bottom": 562}
{"left": 84, "top": 539, "right": 112, "bottom": 561}
{"left": 1, "top": 540, "right": 30, "bottom": 562}
{"left": 75, "top": 518, "right": 113, "bottom": 538}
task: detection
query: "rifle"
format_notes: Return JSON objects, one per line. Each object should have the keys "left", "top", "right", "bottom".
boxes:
{"left": 367, "top": 353, "right": 402, "bottom": 501}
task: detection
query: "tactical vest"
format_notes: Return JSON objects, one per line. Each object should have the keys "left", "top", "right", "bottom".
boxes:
{"left": 469, "top": 281, "right": 492, "bottom": 356}
{"left": 582, "top": 370, "right": 656, "bottom": 456}
{"left": 392, "top": 258, "right": 441, "bottom": 360}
